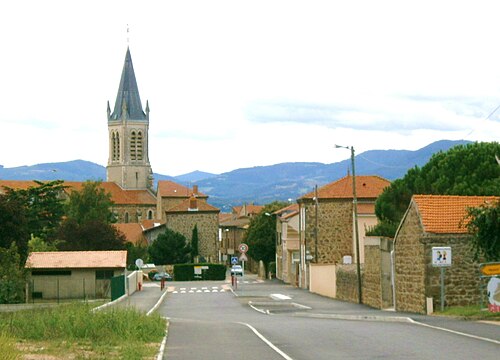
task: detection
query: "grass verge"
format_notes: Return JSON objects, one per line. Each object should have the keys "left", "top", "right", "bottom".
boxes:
{"left": 434, "top": 305, "right": 500, "bottom": 321}
{"left": 0, "top": 303, "right": 167, "bottom": 359}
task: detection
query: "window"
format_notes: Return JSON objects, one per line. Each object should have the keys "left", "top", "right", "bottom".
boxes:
{"left": 147, "top": 210, "right": 153, "bottom": 219}
{"left": 32, "top": 270, "right": 72, "bottom": 276}
{"left": 96, "top": 270, "right": 115, "bottom": 279}
{"left": 130, "top": 131, "right": 137, "bottom": 160}
{"left": 112, "top": 132, "right": 120, "bottom": 161}
{"left": 124, "top": 212, "right": 129, "bottom": 223}
{"left": 137, "top": 131, "right": 143, "bottom": 160}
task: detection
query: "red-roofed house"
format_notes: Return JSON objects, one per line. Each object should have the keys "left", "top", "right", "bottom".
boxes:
{"left": 297, "top": 175, "right": 390, "bottom": 289}
{"left": 26, "top": 250, "right": 127, "bottom": 300}
{"left": 394, "top": 195, "right": 498, "bottom": 314}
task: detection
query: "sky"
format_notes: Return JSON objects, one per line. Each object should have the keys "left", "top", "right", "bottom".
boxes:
{"left": 1, "top": 1, "right": 499, "bottom": 177}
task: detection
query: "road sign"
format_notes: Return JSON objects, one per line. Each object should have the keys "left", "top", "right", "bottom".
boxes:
{"left": 238, "top": 243, "right": 249, "bottom": 253}
{"left": 239, "top": 253, "right": 248, "bottom": 262}
{"left": 231, "top": 256, "right": 238, "bottom": 265}
{"left": 480, "top": 262, "right": 500, "bottom": 276}
{"left": 135, "top": 258, "right": 144, "bottom": 268}
{"left": 432, "top": 247, "right": 452, "bottom": 267}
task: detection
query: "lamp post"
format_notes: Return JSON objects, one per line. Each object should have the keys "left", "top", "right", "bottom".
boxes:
{"left": 335, "top": 144, "right": 362, "bottom": 304}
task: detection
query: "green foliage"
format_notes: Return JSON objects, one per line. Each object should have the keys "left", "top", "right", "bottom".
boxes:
{"left": 125, "top": 242, "right": 149, "bottom": 269}
{"left": 173, "top": 263, "right": 226, "bottom": 281}
{"left": 0, "top": 194, "right": 29, "bottom": 262}
{"left": 55, "top": 219, "right": 126, "bottom": 251}
{"left": 0, "top": 333, "right": 20, "bottom": 360}
{"left": 65, "top": 181, "right": 115, "bottom": 225}
{"left": 3, "top": 180, "right": 66, "bottom": 242}
{"left": 466, "top": 200, "right": 500, "bottom": 262}
{"left": 28, "top": 235, "right": 59, "bottom": 252}
{"left": 245, "top": 201, "right": 288, "bottom": 267}
{"left": 148, "top": 228, "right": 191, "bottom": 265}
{"left": 0, "top": 244, "right": 26, "bottom": 304}
{"left": 373, "top": 142, "right": 500, "bottom": 237}
{"left": 191, "top": 224, "right": 199, "bottom": 262}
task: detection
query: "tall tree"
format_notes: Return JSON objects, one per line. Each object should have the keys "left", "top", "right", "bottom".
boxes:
{"left": 466, "top": 199, "right": 500, "bottom": 262}
{"left": 244, "top": 201, "right": 287, "bottom": 269}
{"left": 371, "top": 142, "right": 500, "bottom": 237}
{"left": 191, "top": 224, "right": 199, "bottom": 262}
{"left": 0, "top": 244, "right": 26, "bottom": 304}
{"left": 148, "top": 228, "right": 191, "bottom": 265}
{"left": 65, "top": 181, "right": 115, "bottom": 225}
{"left": 0, "top": 194, "right": 29, "bottom": 262}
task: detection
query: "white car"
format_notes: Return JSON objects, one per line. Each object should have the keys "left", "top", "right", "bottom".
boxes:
{"left": 231, "top": 265, "right": 243, "bottom": 276}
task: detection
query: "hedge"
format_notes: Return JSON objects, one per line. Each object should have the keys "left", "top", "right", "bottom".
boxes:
{"left": 173, "top": 263, "right": 226, "bottom": 281}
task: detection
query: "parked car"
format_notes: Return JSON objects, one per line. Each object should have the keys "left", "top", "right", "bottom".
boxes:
{"left": 153, "top": 272, "right": 173, "bottom": 281}
{"left": 231, "top": 265, "right": 243, "bottom": 276}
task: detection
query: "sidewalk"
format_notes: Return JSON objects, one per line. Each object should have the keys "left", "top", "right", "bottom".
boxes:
{"left": 112, "top": 280, "right": 168, "bottom": 314}
{"left": 232, "top": 274, "right": 500, "bottom": 343}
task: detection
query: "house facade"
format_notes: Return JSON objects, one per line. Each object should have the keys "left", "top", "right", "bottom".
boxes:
{"left": 275, "top": 204, "right": 300, "bottom": 285}
{"left": 297, "top": 175, "right": 390, "bottom": 289}
{"left": 394, "top": 195, "right": 498, "bottom": 314}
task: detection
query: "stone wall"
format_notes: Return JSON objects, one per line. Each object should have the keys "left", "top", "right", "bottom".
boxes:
{"left": 394, "top": 204, "right": 427, "bottom": 313}
{"left": 336, "top": 264, "right": 363, "bottom": 303}
{"left": 363, "top": 242, "right": 382, "bottom": 309}
{"left": 112, "top": 204, "right": 155, "bottom": 223}
{"left": 424, "top": 235, "right": 483, "bottom": 309}
{"left": 165, "top": 212, "right": 219, "bottom": 261}
{"left": 304, "top": 200, "right": 353, "bottom": 264}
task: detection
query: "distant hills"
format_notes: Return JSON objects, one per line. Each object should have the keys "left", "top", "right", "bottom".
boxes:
{"left": 0, "top": 139, "right": 472, "bottom": 210}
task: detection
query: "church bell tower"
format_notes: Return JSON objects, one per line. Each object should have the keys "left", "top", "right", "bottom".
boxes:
{"left": 107, "top": 47, "right": 153, "bottom": 190}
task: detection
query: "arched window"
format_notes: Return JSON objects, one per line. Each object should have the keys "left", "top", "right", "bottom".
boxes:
{"left": 112, "top": 132, "right": 120, "bottom": 161}
{"left": 130, "top": 131, "right": 137, "bottom": 160}
{"left": 147, "top": 210, "right": 153, "bottom": 220}
{"left": 124, "top": 212, "right": 129, "bottom": 223}
{"left": 137, "top": 131, "right": 143, "bottom": 160}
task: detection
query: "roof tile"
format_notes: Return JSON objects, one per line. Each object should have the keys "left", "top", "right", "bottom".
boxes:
{"left": 301, "top": 176, "right": 390, "bottom": 200}
{"left": 26, "top": 250, "right": 127, "bottom": 269}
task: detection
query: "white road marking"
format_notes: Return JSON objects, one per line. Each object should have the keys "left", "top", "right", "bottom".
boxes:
{"left": 238, "top": 322, "right": 294, "bottom": 360}
{"left": 271, "top": 294, "right": 292, "bottom": 300}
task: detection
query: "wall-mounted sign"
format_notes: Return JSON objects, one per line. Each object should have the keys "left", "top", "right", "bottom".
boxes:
{"left": 432, "top": 247, "right": 452, "bottom": 267}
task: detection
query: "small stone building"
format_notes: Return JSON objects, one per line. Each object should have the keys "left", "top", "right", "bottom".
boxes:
{"left": 394, "top": 195, "right": 498, "bottom": 314}
{"left": 26, "top": 250, "right": 127, "bottom": 300}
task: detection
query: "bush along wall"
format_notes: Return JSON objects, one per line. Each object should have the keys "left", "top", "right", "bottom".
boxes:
{"left": 173, "top": 263, "right": 226, "bottom": 281}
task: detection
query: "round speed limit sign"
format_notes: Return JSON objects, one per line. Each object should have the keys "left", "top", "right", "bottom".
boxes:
{"left": 238, "top": 243, "right": 249, "bottom": 253}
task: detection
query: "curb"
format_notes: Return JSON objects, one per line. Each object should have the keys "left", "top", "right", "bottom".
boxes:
{"left": 292, "top": 312, "right": 414, "bottom": 323}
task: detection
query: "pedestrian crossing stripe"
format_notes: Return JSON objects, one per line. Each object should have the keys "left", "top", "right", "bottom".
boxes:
{"left": 169, "top": 286, "right": 228, "bottom": 294}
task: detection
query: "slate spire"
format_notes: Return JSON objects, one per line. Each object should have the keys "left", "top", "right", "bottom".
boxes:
{"left": 110, "top": 47, "right": 146, "bottom": 121}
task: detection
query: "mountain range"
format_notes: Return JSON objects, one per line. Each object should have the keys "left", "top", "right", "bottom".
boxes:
{"left": 0, "top": 139, "right": 472, "bottom": 210}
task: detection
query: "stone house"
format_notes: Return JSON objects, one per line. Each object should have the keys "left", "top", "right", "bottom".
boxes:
{"left": 165, "top": 195, "right": 220, "bottom": 262}
{"left": 297, "top": 175, "right": 390, "bottom": 289}
{"left": 275, "top": 204, "right": 300, "bottom": 285}
{"left": 394, "top": 194, "right": 498, "bottom": 314}
{"left": 26, "top": 250, "right": 127, "bottom": 300}
{"left": 219, "top": 204, "right": 263, "bottom": 266}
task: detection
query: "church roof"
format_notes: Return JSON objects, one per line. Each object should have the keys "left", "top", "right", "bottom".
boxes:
{"left": 110, "top": 47, "right": 147, "bottom": 121}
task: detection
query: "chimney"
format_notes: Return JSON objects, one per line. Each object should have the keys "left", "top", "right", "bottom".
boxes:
{"left": 193, "top": 185, "right": 198, "bottom": 196}
{"left": 189, "top": 196, "right": 198, "bottom": 211}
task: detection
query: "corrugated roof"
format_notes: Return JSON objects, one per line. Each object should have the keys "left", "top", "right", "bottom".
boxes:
{"left": 26, "top": 251, "right": 127, "bottom": 269}
{"left": 301, "top": 175, "right": 390, "bottom": 200}
{"left": 413, "top": 195, "right": 499, "bottom": 234}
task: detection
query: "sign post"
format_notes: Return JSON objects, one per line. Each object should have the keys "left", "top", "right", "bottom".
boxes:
{"left": 432, "top": 247, "right": 452, "bottom": 311}
{"left": 479, "top": 262, "right": 500, "bottom": 312}
{"left": 238, "top": 243, "right": 249, "bottom": 279}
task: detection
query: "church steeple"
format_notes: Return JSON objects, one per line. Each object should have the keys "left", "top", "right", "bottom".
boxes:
{"left": 106, "top": 47, "right": 153, "bottom": 191}
{"left": 109, "top": 47, "right": 147, "bottom": 121}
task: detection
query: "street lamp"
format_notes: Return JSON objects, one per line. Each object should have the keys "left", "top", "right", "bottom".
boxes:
{"left": 335, "top": 144, "right": 362, "bottom": 304}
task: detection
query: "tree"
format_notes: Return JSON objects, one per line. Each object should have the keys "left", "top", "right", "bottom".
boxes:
{"left": 0, "top": 193, "right": 29, "bottom": 262}
{"left": 148, "top": 228, "right": 191, "bottom": 265}
{"left": 371, "top": 142, "right": 500, "bottom": 237}
{"left": 55, "top": 219, "right": 126, "bottom": 251}
{"left": 65, "top": 181, "right": 115, "bottom": 225}
{"left": 28, "top": 235, "right": 59, "bottom": 252}
{"left": 191, "top": 225, "right": 199, "bottom": 262}
{"left": 466, "top": 199, "right": 500, "bottom": 262}
{"left": 0, "top": 244, "right": 26, "bottom": 304}
{"left": 125, "top": 242, "right": 149, "bottom": 269}
{"left": 244, "top": 201, "right": 287, "bottom": 269}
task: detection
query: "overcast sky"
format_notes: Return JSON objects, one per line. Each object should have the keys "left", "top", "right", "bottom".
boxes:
{"left": 1, "top": 1, "right": 499, "bottom": 176}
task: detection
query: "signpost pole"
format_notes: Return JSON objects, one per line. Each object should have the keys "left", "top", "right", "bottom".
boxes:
{"left": 440, "top": 267, "right": 445, "bottom": 312}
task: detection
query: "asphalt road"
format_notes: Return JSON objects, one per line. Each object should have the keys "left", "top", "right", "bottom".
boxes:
{"left": 157, "top": 276, "right": 500, "bottom": 360}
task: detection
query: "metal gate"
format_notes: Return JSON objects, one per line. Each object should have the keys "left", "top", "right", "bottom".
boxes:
{"left": 110, "top": 275, "right": 125, "bottom": 301}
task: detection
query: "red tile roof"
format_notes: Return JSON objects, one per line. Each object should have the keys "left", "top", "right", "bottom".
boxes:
{"left": 26, "top": 250, "right": 127, "bottom": 269}
{"left": 166, "top": 198, "right": 220, "bottom": 213}
{"left": 413, "top": 195, "right": 499, "bottom": 234}
{"left": 157, "top": 180, "right": 207, "bottom": 198}
{"left": 301, "top": 176, "right": 390, "bottom": 200}
{"left": 113, "top": 223, "right": 148, "bottom": 246}
{"left": 0, "top": 180, "right": 156, "bottom": 205}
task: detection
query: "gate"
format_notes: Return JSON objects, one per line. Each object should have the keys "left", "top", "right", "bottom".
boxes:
{"left": 110, "top": 275, "right": 125, "bottom": 301}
